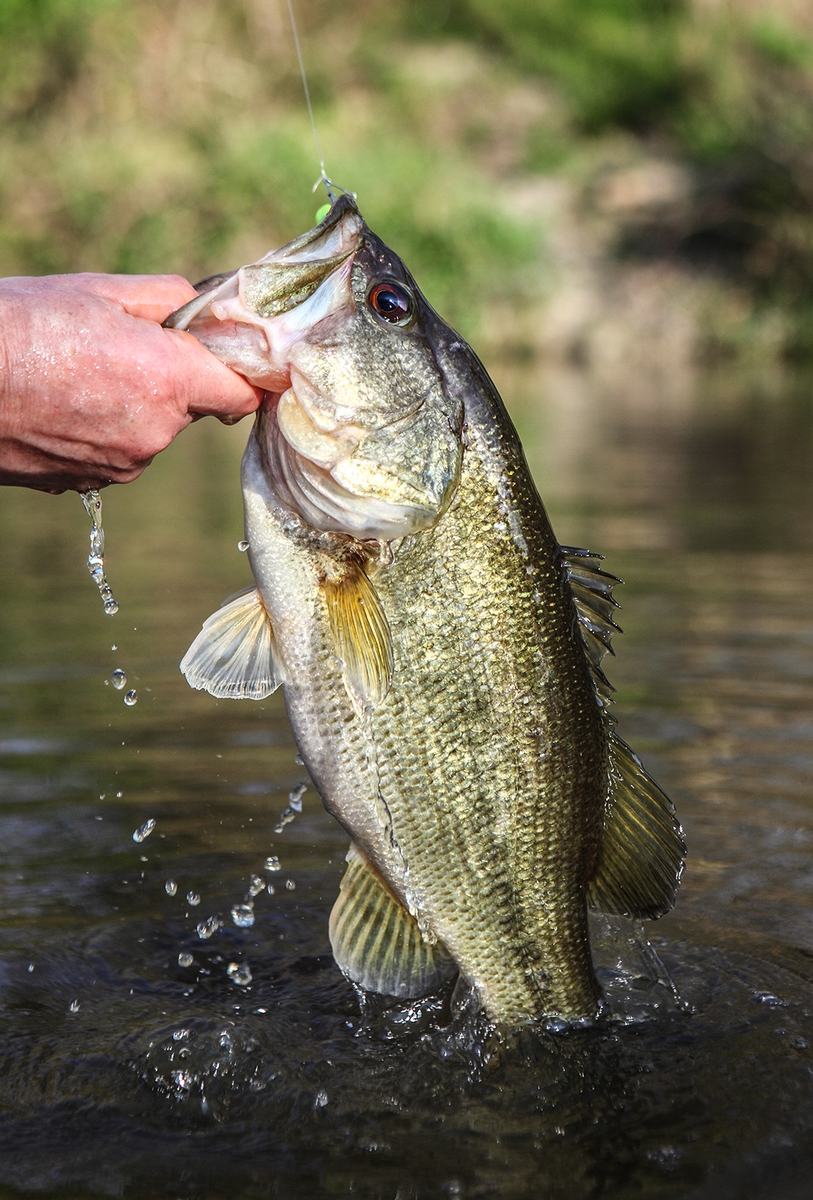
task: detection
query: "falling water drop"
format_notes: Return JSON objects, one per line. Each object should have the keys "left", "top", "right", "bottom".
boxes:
{"left": 132, "top": 818, "right": 156, "bottom": 843}
{"left": 187, "top": 891, "right": 201, "bottom": 907}
{"left": 237, "top": 540, "right": 250, "bottom": 552}
{"left": 231, "top": 903, "right": 255, "bottom": 928}
{"left": 178, "top": 952, "right": 194, "bottom": 968}
{"left": 227, "top": 962, "right": 253, "bottom": 986}
{"left": 165, "top": 879, "right": 178, "bottom": 896}
{"left": 81, "top": 491, "right": 119, "bottom": 615}
{"left": 111, "top": 669, "right": 127, "bottom": 691}
{"left": 124, "top": 689, "right": 138, "bottom": 707}
{"left": 264, "top": 856, "right": 281, "bottom": 872}
{"left": 69, "top": 1000, "right": 80, "bottom": 1013}
{"left": 196, "top": 916, "right": 221, "bottom": 940}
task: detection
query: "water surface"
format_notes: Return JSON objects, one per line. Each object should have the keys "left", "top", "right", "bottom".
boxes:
{"left": 2, "top": 362, "right": 813, "bottom": 1198}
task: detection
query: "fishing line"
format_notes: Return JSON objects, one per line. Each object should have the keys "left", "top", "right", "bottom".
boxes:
{"left": 285, "top": 0, "right": 352, "bottom": 205}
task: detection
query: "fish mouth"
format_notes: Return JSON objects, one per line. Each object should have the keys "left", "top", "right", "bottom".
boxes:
{"left": 163, "top": 195, "right": 364, "bottom": 332}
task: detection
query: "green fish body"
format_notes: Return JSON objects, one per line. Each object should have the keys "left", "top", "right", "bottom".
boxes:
{"left": 169, "top": 197, "right": 685, "bottom": 1026}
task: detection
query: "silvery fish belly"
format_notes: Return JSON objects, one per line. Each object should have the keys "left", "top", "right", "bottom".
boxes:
{"left": 167, "top": 196, "right": 685, "bottom": 1027}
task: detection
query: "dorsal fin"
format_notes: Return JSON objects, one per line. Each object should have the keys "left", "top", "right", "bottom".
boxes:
{"left": 322, "top": 560, "right": 393, "bottom": 706}
{"left": 180, "top": 586, "right": 281, "bottom": 700}
{"left": 329, "top": 844, "right": 456, "bottom": 998}
{"left": 562, "top": 546, "right": 622, "bottom": 700}
{"left": 587, "top": 733, "right": 686, "bottom": 919}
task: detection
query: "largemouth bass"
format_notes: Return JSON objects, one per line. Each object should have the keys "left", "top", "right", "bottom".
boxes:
{"left": 166, "top": 196, "right": 685, "bottom": 1027}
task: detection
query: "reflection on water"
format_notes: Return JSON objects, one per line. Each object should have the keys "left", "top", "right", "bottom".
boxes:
{"left": 2, "top": 364, "right": 813, "bottom": 1198}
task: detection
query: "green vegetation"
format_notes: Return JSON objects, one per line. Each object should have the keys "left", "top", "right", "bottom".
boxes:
{"left": 2, "top": 0, "right": 813, "bottom": 355}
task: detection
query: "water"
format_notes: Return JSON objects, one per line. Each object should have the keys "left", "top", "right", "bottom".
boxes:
{"left": 3, "top": 364, "right": 813, "bottom": 1197}
{"left": 80, "top": 490, "right": 119, "bottom": 616}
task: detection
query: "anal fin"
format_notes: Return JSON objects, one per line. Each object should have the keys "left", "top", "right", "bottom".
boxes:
{"left": 329, "top": 844, "right": 456, "bottom": 998}
{"left": 322, "top": 561, "right": 393, "bottom": 706}
{"left": 180, "top": 586, "right": 281, "bottom": 700}
{"left": 587, "top": 733, "right": 686, "bottom": 920}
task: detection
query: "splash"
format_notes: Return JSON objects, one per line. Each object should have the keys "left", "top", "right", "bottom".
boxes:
{"left": 81, "top": 491, "right": 119, "bottom": 615}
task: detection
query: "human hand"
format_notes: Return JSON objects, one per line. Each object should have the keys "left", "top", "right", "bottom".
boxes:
{"left": 0, "top": 273, "right": 261, "bottom": 492}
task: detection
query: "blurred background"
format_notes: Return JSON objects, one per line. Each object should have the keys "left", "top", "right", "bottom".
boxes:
{"left": 2, "top": 0, "right": 813, "bottom": 365}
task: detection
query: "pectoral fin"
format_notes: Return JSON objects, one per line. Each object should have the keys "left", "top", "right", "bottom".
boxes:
{"left": 587, "top": 734, "right": 686, "bottom": 919}
{"left": 322, "top": 561, "right": 393, "bottom": 705}
{"left": 180, "top": 586, "right": 281, "bottom": 700}
{"left": 329, "top": 844, "right": 456, "bottom": 998}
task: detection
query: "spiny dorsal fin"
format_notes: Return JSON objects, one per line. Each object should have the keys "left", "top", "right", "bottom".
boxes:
{"left": 180, "top": 586, "right": 281, "bottom": 700}
{"left": 322, "top": 561, "right": 393, "bottom": 706}
{"left": 329, "top": 844, "right": 456, "bottom": 998}
{"left": 562, "top": 546, "right": 623, "bottom": 700}
{"left": 587, "top": 733, "right": 686, "bottom": 919}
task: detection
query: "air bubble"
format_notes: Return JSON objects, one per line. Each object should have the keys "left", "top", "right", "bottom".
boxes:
{"left": 124, "top": 690, "right": 138, "bottom": 706}
{"left": 186, "top": 891, "right": 201, "bottom": 907}
{"left": 232, "top": 903, "right": 255, "bottom": 928}
{"left": 227, "top": 962, "right": 252, "bottom": 986}
{"left": 111, "top": 669, "right": 127, "bottom": 690}
{"left": 178, "top": 952, "right": 194, "bottom": 968}
{"left": 165, "top": 879, "right": 178, "bottom": 896}
{"left": 264, "top": 856, "right": 281, "bottom": 872}
{"left": 133, "top": 819, "right": 156, "bottom": 843}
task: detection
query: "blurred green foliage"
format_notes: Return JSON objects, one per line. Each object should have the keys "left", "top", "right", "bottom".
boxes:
{"left": 2, "top": 0, "right": 813, "bottom": 353}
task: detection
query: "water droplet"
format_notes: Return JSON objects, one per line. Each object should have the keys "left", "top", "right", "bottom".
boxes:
{"left": 186, "top": 891, "right": 201, "bottom": 906}
{"left": 124, "top": 689, "right": 138, "bottom": 706}
{"left": 264, "top": 856, "right": 281, "bottom": 872}
{"left": 294, "top": 754, "right": 304, "bottom": 765}
{"left": 288, "top": 783, "right": 307, "bottom": 812}
{"left": 27, "top": 963, "right": 34, "bottom": 973}
{"left": 314, "top": 1089, "right": 329, "bottom": 1108}
{"left": 111, "top": 669, "right": 127, "bottom": 690}
{"left": 132, "top": 819, "right": 156, "bottom": 843}
{"left": 227, "top": 962, "right": 252, "bottom": 986}
{"left": 81, "top": 491, "right": 119, "bottom": 615}
{"left": 231, "top": 903, "right": 255, "bottom": 928}
{"left": 248, "top": 875, "right": 265, "bottom": 897}
{"left": 165, "top": 879, "right": 178, "bottom": 896}
{"left": 267, "top": 883, "right": 276, "bottom": 895}
{"left": 285, "top": 879, "right": 296, "bottom": 891}
{"left": 196, "top": 916, "right": 221, "bottom": 940}
{"left": 111, "top": 644, "right": 117, "bottom": 651}
{"left": 178, "top": 952, "right": 194, "bottom": 968}
{"left": 237, "top": 540, "right": 250, "bottom": 552}
{"left": 69, "top": 1000, "right": 80, "bottom": 1013}
{"left": 116, "top": 791, "right": 123, "bottom": 799}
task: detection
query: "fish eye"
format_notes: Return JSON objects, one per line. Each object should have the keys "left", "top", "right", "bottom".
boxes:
{"left": 367, "top": 280, "right": 414, "bottom": 326}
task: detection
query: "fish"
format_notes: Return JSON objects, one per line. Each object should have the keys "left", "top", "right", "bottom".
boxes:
{"left": 165, "top": 195, "right": 685, "bottom": 1027}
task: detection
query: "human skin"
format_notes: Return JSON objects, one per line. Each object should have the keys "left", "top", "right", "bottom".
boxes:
{"left": 0, "top": 273, "right": 261, "bottom": 493}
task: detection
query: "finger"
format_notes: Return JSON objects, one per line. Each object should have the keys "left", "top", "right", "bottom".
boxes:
{"left": 77, "top": 273, "right": 199, "bottom": 323}
{"left": 166, "top": 329, "right": 262, "bottom": 419}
